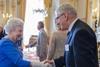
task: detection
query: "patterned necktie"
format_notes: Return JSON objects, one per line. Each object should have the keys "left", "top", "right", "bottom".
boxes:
{"left": 66, "top": 31, "right": 71, "bottom": 44}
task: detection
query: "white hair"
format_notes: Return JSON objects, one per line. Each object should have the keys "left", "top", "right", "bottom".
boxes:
{"left": 4, "top": 18, "right": 24, "bottom": 34}
{"left": 57, "top": 4, "right": 77, "bottom": 16}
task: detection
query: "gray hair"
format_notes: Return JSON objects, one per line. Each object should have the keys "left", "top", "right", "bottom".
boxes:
{"left": 57, "top": 4, "right": 77, "bottom": 16}
{"left": 4, "top": 18, "right": 24, "bottom": 34}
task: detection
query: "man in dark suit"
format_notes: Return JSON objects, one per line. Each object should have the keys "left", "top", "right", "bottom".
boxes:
{"left": 56, "top": 4, "right": 99, "bottom": 67}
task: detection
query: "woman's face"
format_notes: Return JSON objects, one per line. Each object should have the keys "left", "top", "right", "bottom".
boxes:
{"left": 11, "top": 27, "right": 23, "bottom": 41}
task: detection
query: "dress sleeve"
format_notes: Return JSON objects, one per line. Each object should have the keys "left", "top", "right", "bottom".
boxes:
{"left": 0, "top": 41, "right": 31, "bottom": 67}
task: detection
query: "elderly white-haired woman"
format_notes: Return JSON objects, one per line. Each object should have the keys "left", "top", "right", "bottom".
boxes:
{"left": 0, "top": 18, "right": 32, "bottom": 67}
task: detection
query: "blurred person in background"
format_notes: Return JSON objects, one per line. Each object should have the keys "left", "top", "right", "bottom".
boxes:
{"left": 37, "top": 21, "right": 48, "bottom": 61}
{"left": 44, "top": 18, "right": 67, "bottom": 67}
{"left": 26, "top": 35, "right": 37, "bottom": 48}
{"left": 0, "top": 25, "right": 5, "bottom": 39}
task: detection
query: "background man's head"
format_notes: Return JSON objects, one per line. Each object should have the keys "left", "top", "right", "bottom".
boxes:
{"left": 37, "top": 21, "right": 44, "bottom": 30}
{"left": 56, "top": 4, "right": 77, "bottom": 30}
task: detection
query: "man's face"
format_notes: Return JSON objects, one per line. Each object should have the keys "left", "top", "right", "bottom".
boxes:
{"left": 55, "top": 19, "right": 61, "bottom": 30}
{"left": 12, "top": 27, "right": 23, "bottom": 41}
{"left": 29, "top": 36, "right": 36, "bottom": 45}
{"left": 56, "top": 12, "right": 70, "bottom": 30}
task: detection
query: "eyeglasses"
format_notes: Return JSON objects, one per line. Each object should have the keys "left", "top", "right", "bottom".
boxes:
{"left": 55, "top": 13, "right": 66, "bottom": 20}
{"left": 55, "top": 13, "right": 67, "bottom": 24}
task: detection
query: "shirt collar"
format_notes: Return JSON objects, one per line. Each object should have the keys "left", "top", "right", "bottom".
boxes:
{"left": 68, "top": 17, "right": 79, "bottom": 32}
{"left": 39, "top": 28, "right": 44, "bottom": 32}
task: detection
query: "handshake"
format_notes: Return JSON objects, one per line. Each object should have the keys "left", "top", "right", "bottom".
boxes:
{"left": 42, "top": 59, "right": 55, "bottom": 67}
{"left": 30, "top": 59, "right": 55, "bottom": 67}
{"left": 42, "top": 59, "right": 54, "bottom": 64}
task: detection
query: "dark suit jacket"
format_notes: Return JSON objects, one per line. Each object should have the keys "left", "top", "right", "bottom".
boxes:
{"left": 64, "top": 19, "right": 99, "bottom": 67}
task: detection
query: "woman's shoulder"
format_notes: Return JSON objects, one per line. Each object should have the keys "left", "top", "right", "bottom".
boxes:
{"left": 53, "top": 30, "right": 67, "bottom": 35}
{"left": 0, "top": 38, "right": 13, "bottom": 47}
{"left": 52, "top": 31, "right": 60, "bottom": 35}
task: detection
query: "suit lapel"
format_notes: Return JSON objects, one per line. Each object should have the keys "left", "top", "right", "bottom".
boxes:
{"left": 67, "top": 32, "right": 72, "bottom": 44}
{"left": 66, "top": 19, "right": 80, "bottom": 45}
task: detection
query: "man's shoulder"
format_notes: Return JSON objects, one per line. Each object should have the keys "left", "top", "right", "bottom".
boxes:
{"left": 73, "top": 19, "right": 92, "bottom": 32}
{"left": 39, "top": 29, "right": 47, "bottom": 35}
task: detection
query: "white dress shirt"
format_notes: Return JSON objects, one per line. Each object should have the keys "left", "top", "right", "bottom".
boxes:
{"left": 68, "top": 18, "right": 79, "bottom": 32}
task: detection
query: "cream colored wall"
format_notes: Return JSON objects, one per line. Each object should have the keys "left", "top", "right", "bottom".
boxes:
{"left": 60, "top": 0, "right": 78, "bottom": 7}
{"left": 44, "top": 0, "right": 52, "bottom": 36}
{"left": 17, "top": 0, "right": 26, "bottom": 20}
{"left": 50, "top": 0, "right": 60, "bottom": 32}
{"left": 77, "top": 0, "right": 87, "bottom": 22}
{"left": 87, "top": 0, "right": 100, "bottom": 31}
{"left": 0, "top": 16, "right": 5, "bottom": 27}
{"left": 0, "top": 0, "right": 26, "bottom": 27}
